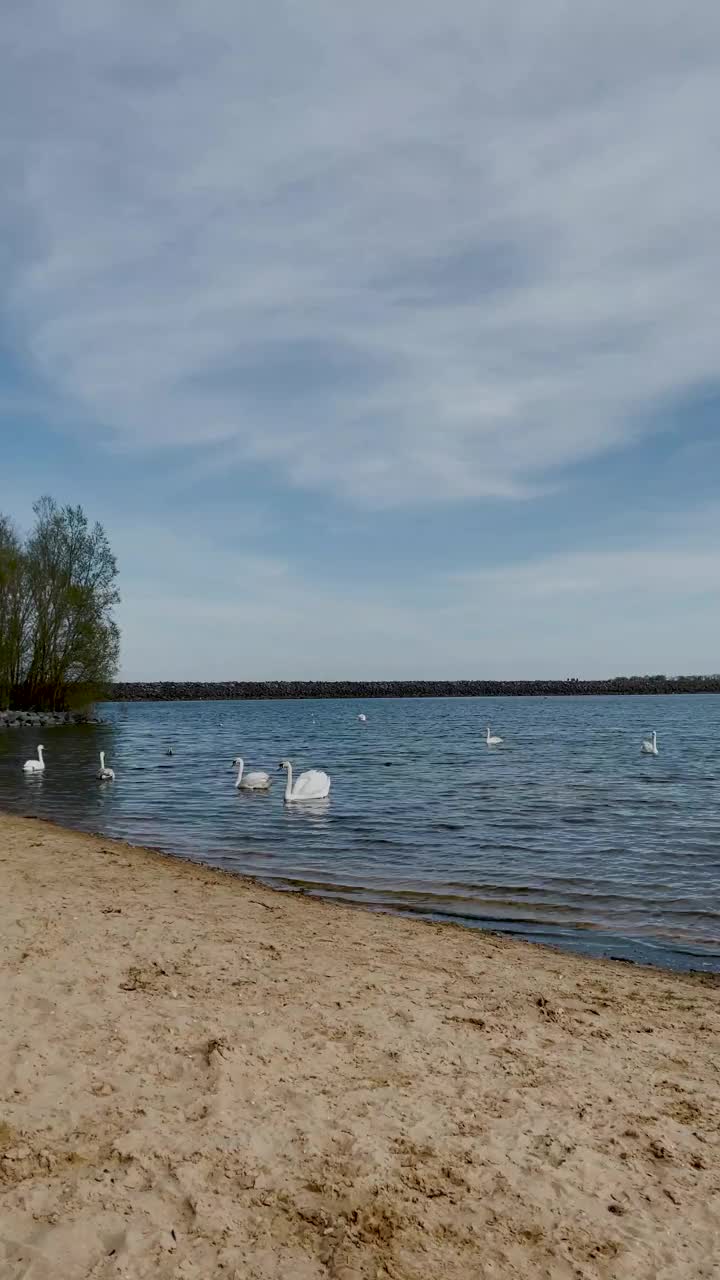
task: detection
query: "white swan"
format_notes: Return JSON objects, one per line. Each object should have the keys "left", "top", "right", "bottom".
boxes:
{"left": 641, "top": 731, "right": 659, "bottom": 755}
{"left": 23, "top": 744, "right": 45, "bottom": 773}
{"left": 97, "top": 751, "right": 115, "bottom": 781}
{"left": 233, "top": 757, "right": 271, "bottom": 791}
{"left": 485, "top": 725, "right": 503, "bottom": 746}
{"left": 358, "top": 713, "right": 367, "bottom": 723}
{"left": 279, "top": 759, "right": 331, "bottom": 802}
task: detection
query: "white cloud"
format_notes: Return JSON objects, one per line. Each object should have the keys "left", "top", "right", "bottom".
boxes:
{"left": 2, "top": 0, "right": 719, "bottom": 504}
{"left": 452, "top": 548, "right": 720, "bottom": 599}
{"left": 116, "top": 523, "right": 430, "bottom": 680}
{"left": 114, "top": 514, "right": 720, "bottom": 679}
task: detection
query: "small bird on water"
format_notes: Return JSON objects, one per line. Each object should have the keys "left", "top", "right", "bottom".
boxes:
{"left": 97, "top": 751, "right": 115, "bottom": 781}
{"left": 23, "top": 745, "right": 45, "bottom": 773}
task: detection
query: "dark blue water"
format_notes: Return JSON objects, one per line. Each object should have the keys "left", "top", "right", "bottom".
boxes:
{"left": 1, "top": 696, "right": 719, "bottom": 971}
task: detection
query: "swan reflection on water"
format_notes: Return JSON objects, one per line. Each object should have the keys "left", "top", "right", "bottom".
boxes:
{"left": 282, "top": 797, "right": 331, "bottom": 825}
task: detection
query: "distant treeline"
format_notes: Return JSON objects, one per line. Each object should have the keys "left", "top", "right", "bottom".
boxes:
{"left": 109, "top": 675, "right": 720, "bottom": 702}
{"left": 0, "top": 498, "right": 120, "bottom": 712}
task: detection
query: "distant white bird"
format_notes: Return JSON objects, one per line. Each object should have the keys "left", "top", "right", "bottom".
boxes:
{"left": 358, "top": 713, "right": 367, "bottom": 723}
{"left": 641, "top": 731, "right": 659, "bottom": 756}
{"left": 485, "top": 725, "right": 503, "bottom": 746}
{"left": 279, "top": 759, "right": 331, "bottom": 802}
{"left": 233, "top": 757, "right": 271, "bottom": 790}
{"left": 23, "top": 744, "right": 45, "bottom": 773}
{"left": 97, "top": 751, "right": 115, "bottom": 781}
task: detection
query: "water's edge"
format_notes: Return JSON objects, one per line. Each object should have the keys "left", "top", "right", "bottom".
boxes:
{"left": 3, "top": 697, "right": 719, "bottom": 975}
{"left": 5, "top": 804, "right": 716, "bottom": 980}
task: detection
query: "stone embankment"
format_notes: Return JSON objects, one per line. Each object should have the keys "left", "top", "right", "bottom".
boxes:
{"left": 0, "top": 710, "right": 103, "bottom": 730}
{"left": 109, "top": 675, "right": 720, "bottom": 700}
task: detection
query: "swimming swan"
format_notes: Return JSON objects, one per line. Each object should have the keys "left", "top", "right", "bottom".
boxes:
{"left": 279, "top": 759, "right": 331, "bottom": 802}
{"left": 233, "top": 757, "right": 271, "bottom": 790}
{"left": 485, "top": 726, "right": 503, "bottom": 746}
{"left": 97, "top": 751, "right": 115, "bottom": 781}
{"left": 358, "top": 713, "right": 367, "bottom": 723}
{"left": 23, "top": 745, "right": 45, "bottom": 773}
{"left": 641, "top": 731, "right": 659, "bottom": 755}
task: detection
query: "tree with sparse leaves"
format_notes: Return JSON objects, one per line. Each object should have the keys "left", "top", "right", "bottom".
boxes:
{"left": 0, "top": 498, "right": 120, "bottom": 711}
{"left": 0, "top": 516, "right": 31, "bottom": 709}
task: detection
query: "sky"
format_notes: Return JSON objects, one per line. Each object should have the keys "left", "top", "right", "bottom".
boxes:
{"left": 2, "top": 0, "right": 720, "bottom": 680}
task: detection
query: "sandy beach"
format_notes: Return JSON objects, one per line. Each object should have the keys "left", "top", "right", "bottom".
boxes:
{"left": 0, "top": 813, "right": 718, "bottom": 1279}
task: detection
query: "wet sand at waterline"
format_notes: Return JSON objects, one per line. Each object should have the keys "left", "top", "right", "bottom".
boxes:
{"left": 1, "top": 813, "right": 718, "bottom": 1279}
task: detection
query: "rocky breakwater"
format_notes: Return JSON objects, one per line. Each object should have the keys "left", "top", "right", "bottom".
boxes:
{"left": 0, "top": 710, "right": 103, "bottom": 730}
{"left": 110, "top": 674, "right": 720, "bottom": 700}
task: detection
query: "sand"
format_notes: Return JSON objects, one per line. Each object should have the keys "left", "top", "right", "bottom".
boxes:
{"left": 0, "top": 813, "right": 718, "bottom": 1280}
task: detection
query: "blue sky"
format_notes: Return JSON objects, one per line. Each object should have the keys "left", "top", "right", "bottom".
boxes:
{"left": 2, "top": 0, "right": 720, "bottom": 679}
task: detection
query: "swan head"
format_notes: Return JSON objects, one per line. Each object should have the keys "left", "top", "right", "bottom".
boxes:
{"left": 278, "top": 759, "right": 290, "bottom": 770}
{"left": 232, "top": 757, "right": 242, "bottom": 765}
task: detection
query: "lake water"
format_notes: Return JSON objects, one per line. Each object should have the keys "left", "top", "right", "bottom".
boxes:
{"left": 1, "top": 696, "right": 719, "bottom": 972}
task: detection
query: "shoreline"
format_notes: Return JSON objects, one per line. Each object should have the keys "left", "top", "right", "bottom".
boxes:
{"left": 3, "top": 807, "right": 715, "bottom": 978}
{"left": 1, "top": 812, "right": 719, "bottom": 1278}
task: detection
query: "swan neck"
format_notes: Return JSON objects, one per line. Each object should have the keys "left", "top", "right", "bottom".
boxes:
{"left": 100, "top": 752, "right": 105, "bottom": 768}
{"left": 284, "top": 762, "right": 293, "bottom": 800}
{"left": 236, "top": 758, "right": 244, "bottom": 784}
{"left": 37, "top": 747, "right": 44, "bottom": 761}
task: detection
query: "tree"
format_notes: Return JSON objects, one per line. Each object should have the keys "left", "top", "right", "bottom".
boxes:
{"left": 0, "top": 517, "right": 31, "bottom": 709}
{"left": 0, "top": 498, "right": 120, "bottom": 711}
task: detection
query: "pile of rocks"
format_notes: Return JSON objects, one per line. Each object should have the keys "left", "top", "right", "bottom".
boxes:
{"left": 0, "top": 710, "right": 103, "bottom": 730}
{"left": 109, "top": 674, "right": 720, "bottom": 700}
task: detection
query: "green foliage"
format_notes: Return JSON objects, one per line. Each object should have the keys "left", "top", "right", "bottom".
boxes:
{"left": 0, "top": 497, "right": 120, "bottom": 711}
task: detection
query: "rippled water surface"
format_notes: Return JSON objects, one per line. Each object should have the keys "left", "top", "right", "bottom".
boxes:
{"left": 1, "top": 696, "right": 719, "bottom": 970}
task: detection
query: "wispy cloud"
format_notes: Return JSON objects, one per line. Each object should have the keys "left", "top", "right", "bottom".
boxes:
{"left": 452, "top": 549, "right": 720, "bottom": 600}
{"left": 3, "top": 1, "right": 719, "bottom": 505}
{"left": 115, "top": 520, "right": 427, "bottom": 680}
{"left": 112, "top": 510, "right": 720, "bottom": 679}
